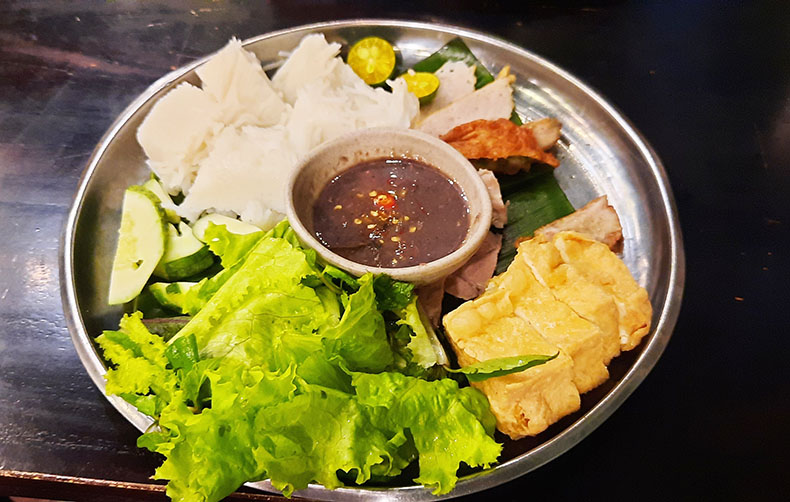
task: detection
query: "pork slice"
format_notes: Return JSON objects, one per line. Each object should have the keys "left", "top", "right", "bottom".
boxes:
{"left": 419, "top": 61, "right": 476, "bottom": 118}
{"left": 478, "top": 169, "right": 507, "bottom": 228}
{"left": 440, "top": 118, "right": 560, "bottom": 169}
{"left": 417, "top": 75, "right": 515, "bottom": 137}
{"left": 531, "top": 196, "right": 623, "bottom": 251}
{"left": 445, "top": 232, "right": 503, "bottom": 300}
{"left": 524, "top": 117, "right": 562, "bottom": 151}
{"left": 416, "top": 277, "right": 446, "bottom": 329}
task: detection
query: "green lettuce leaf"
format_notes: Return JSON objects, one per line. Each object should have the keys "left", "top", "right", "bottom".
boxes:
{"left": 322, "top": 274, "right": 393, "bottom": 373}
{"left": 320, "top": 264, "right": 359, "bottom": 293}
{"left": 352, "top": 372, "right": 501, "bottom": 495}
{"left": 171, "top": 235, "right": 329, "bottom": 367}
{"left": 148, "top": 363, "right": 297, "bottom": 502}
{"left": 182, "top": 220, "right": 315, "bottom": 316}
{"left": 252, "top": 384, "right": 405, "bottom": 496}
{"left": 180, "top": 265, "right": 239, "bottom": 316}
{"left": 103, "top": 221, "right": 503, "bottom": 501}
{"left": 203, "top": 222, "right": 263, "bottom": 268}
{"left": 395, "top": 298, "right": 440, "bottom": 368}
{"left": 96, "top": 312, "right": 177, "bottom": 413}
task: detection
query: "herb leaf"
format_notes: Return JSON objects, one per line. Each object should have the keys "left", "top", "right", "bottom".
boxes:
{"left": 372, "top": 274, "right": 414, "bottom": 311}
{"left": 447, "top": 353, "right": 559, "bottom": 382}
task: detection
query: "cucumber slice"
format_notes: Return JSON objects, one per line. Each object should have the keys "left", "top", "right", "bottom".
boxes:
{"left": 131, "top": 287, "right": 176, "bottom": 319}
{"left": 154, "top": 222, "right": 215, "bottom": 280}
{"left": 108, "top": 186, "right": 167, "bottom": 305}
{"left": 148, "top": 281, "right": 196, "bottom": 314}
{"left": 191, "top": 214, "right": 262, "bottom": 242}
{"left": 142, "top": 178, "right": 180, "bottom": 224}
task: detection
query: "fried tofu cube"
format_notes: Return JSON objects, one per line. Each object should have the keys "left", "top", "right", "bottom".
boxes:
{"left": 493, "top": 254, "right": 609, "bottom": 393}
{"left": 443, "top": 288, "right": 580, "bottom": 439}
{"left": 552, "top": 231, "right": 653, "bottom": 350}
{"left": 517, "top": 235, "right": 621, "bottom": 363}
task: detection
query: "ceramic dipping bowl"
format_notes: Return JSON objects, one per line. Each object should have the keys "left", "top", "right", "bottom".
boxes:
{"left": 286, "top": 127, "right": 493, "bottom": 286}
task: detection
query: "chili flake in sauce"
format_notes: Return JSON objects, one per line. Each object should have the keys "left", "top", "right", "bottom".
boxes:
{"left": 312, "top": 157, "right": 470, "bottom": 268}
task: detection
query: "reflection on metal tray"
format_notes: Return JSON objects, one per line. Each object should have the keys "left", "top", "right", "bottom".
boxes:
{"left": 60, "top": 19, "right": 685, "bottom": 502}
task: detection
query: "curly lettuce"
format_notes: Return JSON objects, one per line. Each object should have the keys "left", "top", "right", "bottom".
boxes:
{"left": 98, "top": 222, "right": 529, "bottom": 501}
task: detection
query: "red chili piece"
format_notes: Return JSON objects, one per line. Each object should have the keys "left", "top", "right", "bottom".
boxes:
{"left": 374, "top": 193, "right": 396, "bottom": 209}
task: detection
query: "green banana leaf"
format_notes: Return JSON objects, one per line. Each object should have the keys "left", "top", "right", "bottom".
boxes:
{"left": 495, "top": 166, "right": 574, "bottom": 274}
{"left": 412, "top": 37, "right": 494, "bottom": 89}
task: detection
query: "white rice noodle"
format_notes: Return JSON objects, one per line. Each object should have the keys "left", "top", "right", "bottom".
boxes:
{"left": 139, "top": 34, "right": 419, "bottom": 226}
{"left": 177, "top": 126, "right": 293, "bottom": 228}
{"left": 196, "top": 38, "right": 287, "bottom": 128}
{"left": 271, "top": 34, "right": 343, "bottom": 104}
{"left": 138, "top": 39, "right": 287, "bottom": 194}
{"left": 286, "top": 72, "right": 419, "bottom": 153}
{"left": 136, "top": 83, "right": 221, "bottom": 193}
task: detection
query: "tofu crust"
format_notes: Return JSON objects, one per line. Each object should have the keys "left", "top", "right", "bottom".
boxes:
{"left": 443, "top": 288, "right": 580, "bottom": 439}
{"left": 552, "top": 231, "right": 653, "bottom": 350}
{"left": 517, "top": 235, "right": 621, "bottom": 363}
{"left": 491, "top": 255, "right": 609, "bottom": 394}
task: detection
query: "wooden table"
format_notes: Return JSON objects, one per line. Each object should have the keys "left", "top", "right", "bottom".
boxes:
{"left": 1, "top": 1, "right": 787, "bottom": 500}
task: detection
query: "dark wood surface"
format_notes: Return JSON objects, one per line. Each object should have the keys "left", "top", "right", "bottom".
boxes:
{"left": 1, "top": 1, "right": 788, "bottom": 501}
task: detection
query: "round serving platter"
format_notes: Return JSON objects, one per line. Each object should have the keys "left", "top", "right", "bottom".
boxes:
{"left": 60, "top": 19, "right": 685, "bottom": 501}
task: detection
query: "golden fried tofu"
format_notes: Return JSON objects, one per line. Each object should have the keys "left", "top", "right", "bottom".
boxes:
{"left": 493, "top": 255, "right": 609, "bottom": 393}
{"left": 443, "top": 288, "right": 580, "bottom": 439}
{"left": 517, "top": 235, "right": 621, "bottom": 363}
{"left": 552, "top": 231, "right": 652, "bottom": 350}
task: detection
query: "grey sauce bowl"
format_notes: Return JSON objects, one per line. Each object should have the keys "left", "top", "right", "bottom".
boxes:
{"left": 286, "top": 127, "right": 492, "bottom": 286}
{"left": 61, "top": 19, "right": 685, "bottom": 502}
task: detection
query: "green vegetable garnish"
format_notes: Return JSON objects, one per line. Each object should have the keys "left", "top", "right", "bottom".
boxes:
{"left": 98, "top": 221, "right": 506, "bottom": 500}
{"left": 446, "top": 353, "right": 559, "bottom": 382}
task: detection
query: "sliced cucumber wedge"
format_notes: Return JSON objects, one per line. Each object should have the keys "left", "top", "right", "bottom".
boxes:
{"left": 191, "top": 213, "right": 262, "bottom": 242}
{"left": 108, "top": 186, "right": 167, "bottom": 305}
{"left": 154, "top": 222, "right": 214, "bottom": 280}
{"left": 142, "top": 178, "right": 180, "bottom": 224}
{"left": 148, "top": 281, "right": 196, "bottom": 314}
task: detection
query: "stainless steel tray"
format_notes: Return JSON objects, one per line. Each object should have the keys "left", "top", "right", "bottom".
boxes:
{"left": 60, "top": 19, "right": 685, "bottom": 501}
